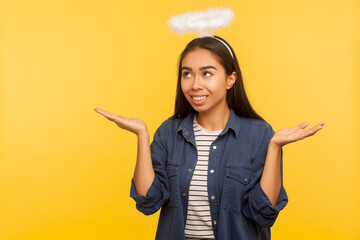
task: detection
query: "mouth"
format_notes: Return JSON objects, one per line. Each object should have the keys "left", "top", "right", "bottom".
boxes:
{"left": 190, "top": 95, "right": 208, "bottom": 105}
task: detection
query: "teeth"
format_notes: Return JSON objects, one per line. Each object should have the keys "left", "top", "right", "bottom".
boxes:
{"left": 192, "top": 96, "right": 207, "bottom": 100}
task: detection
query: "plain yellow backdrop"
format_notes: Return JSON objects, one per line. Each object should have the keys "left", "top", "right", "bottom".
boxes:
{"left": 1, "top": 0, "right": 359, "bottom": 239}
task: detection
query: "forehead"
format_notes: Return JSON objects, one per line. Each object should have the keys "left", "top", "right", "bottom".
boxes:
{"left": 181, "top": 48, "right": 221, "bottom": 68}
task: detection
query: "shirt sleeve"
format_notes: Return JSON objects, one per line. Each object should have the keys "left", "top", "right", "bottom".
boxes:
{"left": 129, "top": 122, "right": 170, "bottom": 215}
{"left": 241, "top": 123, "right": 288, "bottom": 227}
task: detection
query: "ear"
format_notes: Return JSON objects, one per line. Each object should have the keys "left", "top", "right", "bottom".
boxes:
{"left": 226, "top": 71, "right": 237, "bottom": 90}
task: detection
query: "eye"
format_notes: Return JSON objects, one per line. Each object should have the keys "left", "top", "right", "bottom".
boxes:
{"left": 204, "top": 71, "right": 212, "bottom": 77}
{"left": 183, "top": 72, "right": 191, "bottom": 78}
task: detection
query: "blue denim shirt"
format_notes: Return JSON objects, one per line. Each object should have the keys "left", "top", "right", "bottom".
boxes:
{"left": 130, "top": 108, "right": 288, "bottom": 240}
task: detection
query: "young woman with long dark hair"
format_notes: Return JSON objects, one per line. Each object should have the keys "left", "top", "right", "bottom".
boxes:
{"left": 94, "top": 35, "right": 325, "bottom": 240}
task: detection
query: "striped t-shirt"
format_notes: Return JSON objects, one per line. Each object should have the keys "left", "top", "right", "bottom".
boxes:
{"left": 184, "top": 114, "right": 224, "bottom": 239}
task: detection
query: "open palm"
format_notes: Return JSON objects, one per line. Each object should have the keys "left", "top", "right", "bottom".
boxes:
{"left": 94, "top": 107, "right": 147, "bottom": 135}
{"left": 271, "top": 121, "right": 325, "bottom": 148}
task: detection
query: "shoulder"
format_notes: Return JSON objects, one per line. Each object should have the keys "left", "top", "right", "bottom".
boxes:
{"left": 238, "top": 117, "right": 275, "bottom": 142}
{"left": 237, "top": 118, "right": 276, "bottom": 159}
{"left": 239, "top": 117, "right": 273, "bottom": 132}
{"left": 157, "top": 117, "right": 182, "bottom": 131}
{"left": 153, "top": 116, "right": 183, "bottom": 137}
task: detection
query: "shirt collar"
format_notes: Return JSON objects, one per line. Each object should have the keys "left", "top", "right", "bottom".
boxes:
{"left": 176, "top": 108, "right": 240, "bottom": 139}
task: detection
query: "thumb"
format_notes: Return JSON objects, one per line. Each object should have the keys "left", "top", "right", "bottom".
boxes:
{"left": 299, "top": 121, "right": 309, "bottom": 129}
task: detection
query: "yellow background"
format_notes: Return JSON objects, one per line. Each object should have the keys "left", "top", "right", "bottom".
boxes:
{"left": 1, "top": 0, "right": 359, "bottom": 239}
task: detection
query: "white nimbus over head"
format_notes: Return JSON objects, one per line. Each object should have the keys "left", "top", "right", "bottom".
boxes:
{"left": 167, "top": 7, "right": 235, "bottom": 58}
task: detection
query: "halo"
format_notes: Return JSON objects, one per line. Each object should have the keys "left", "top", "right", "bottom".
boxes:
{"left": 167, "top": 7, "right": 235, "bottom": 37}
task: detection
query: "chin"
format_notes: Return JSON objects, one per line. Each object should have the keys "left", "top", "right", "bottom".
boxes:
{"left": 191, "top": 107, "right": 208, "bottom": 113}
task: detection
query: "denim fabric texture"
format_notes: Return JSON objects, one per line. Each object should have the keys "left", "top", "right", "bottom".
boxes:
{"left": 130, "top": 108, "right": 288, "bottom": 240}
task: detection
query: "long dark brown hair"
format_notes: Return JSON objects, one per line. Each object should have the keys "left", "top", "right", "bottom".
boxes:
{"left": 169, "top": 35, "right": 264, "bottom": 121}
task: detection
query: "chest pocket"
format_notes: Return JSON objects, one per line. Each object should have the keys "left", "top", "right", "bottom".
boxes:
{"left": 223, "top": 165, "right": 252, "bottom": 214}
{"left": 165, "top": 165, "right": 180, "bottom": 208}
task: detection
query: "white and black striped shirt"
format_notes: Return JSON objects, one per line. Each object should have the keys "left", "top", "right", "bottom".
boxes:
{"left": 184, "top": 115, "right": 224, "bottom": 240}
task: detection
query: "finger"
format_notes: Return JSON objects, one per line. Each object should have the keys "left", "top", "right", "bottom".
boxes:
{"left": 94, "top": 108, "right": 118, "bottom": 120}
{"left": 298, "top": 122, "right": 309, "bottom": 129}
{"left": 304, "top": 123, "right": 324, "bottom": 137}
{"left": 313, "top": 122, "right": 325, "bottom": 132}
{"left": 94, "top": 108, "right": 112, "bottom": 117}
{"left": 94, "top": 107, "right": 105, "bottom": 113}
{"left": 311, "top": 122, "right": 325, "bottom": 131}
{"left": 94, "top": 107, "right": 108, "bottom": 115}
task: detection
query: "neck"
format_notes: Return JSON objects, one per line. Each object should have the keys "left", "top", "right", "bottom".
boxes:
{"left": 196, "top": 106, "right": 231, "bottom": 131}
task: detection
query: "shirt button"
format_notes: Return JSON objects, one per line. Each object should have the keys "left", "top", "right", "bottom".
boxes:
{"left": 210, "top": 169, "right": 215, "bottom": 174}
{"left": 213, "top": 220, "right": 217, "bottom": 225}
{"left": 244, "top": 177, "right": 248, "bottom": 182}
{"left": 182, "top": 193, "right": 186, "bottom": 197}
{"left": 211, "top": 195, "right": 215, "bottom": 200}
{"left": 184, "top": 131, "right": 188, "bottom": 135}
{"left": 213, "top": 145, "right": 217, "bottom": 150}
{"left": 188, "top": 168, "right": 192, "bottom": 172}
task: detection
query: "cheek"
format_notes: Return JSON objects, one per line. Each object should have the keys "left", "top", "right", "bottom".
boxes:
{"left": 180, "top": 80, "right": 188, "bottom": 95}
{"left": 207, "top": 81, "right": 222, "bottom": 92}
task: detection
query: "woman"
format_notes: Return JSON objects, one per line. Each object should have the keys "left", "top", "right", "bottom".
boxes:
{"left": 94, "top": 36, "right": 325, "bottom": 240}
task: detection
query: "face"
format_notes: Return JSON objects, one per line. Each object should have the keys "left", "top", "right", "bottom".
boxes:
{"left": 180, "top": 48, "right": 236, "bottom": 114}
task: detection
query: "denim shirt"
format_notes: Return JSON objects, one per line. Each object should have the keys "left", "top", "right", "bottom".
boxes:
{"left": 130, "top": 108, "right": 288, "bottom": 240}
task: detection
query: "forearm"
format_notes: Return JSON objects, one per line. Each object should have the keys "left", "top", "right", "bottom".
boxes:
{"left": 133, "top": 130, "right": 155, "bottom": 196}
{"left": 259, "top": 140, "right": 282, "bottom": 207}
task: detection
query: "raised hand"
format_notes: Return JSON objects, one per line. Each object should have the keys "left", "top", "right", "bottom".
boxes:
{"left": 270, "top": 121, "right": 325, "bottom": 148}
{"left": 94, "top": 107, "right": 148, "bottom": 136}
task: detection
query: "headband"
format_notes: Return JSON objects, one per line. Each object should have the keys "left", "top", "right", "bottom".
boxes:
{"left": 167, "top": 7, "right": 235, "bottom": 59}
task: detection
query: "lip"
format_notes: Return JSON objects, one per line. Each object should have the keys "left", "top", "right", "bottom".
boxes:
{"left": 190, "top": 94, "right": 208, "bottom": 97}
{"left": 191, "top": 95, "right": 208, "bottom": 105}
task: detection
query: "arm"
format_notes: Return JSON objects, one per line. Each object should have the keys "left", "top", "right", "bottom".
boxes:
{"left": 132, "top": 129, "right": 155, "bottom": 196}
{"left": 129, "top": 123, "right": 170, "bottom": 215}
{"left": 241, "top": 124, "right": 288, "bottom": 228}
{"left": 93, "top": 108, "right": 171, "bottom": 215}
{"left": 241, "top": 120, "right": 324, "bottom": 227}
{"left": 260, "top": 141, "right": 282, "bottom": 207}
{"left": 259, "top": 120, "right": 325, "bottom": 208}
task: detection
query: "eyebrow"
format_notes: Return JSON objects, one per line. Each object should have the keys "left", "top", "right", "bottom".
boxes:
{"left": 181, "top": 66, "right": 217, "bottom": 71}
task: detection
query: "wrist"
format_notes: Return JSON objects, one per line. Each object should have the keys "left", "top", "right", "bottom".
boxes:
{"left": 269, "top": 139, "right": 282, "bottom": 150}
{"left": 137, "top": 128, "right": 149, "bottom": 138}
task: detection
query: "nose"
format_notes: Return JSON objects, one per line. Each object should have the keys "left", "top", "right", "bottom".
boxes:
{"left": 192, "top": 74, "right": 203, "bottom": 90}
